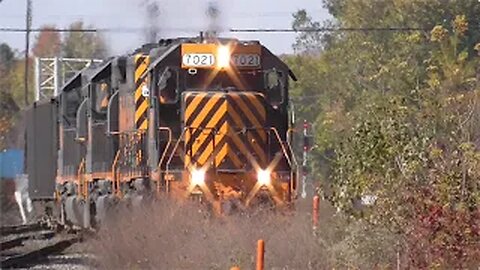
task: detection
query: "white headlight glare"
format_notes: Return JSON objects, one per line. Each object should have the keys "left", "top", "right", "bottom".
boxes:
{"left": 191, "top": 169, "right": 205, "bottom": 186}
{"left": 257, "top": 169, "right": 271, "bottom": 186}
{"left": 217, "top": 46, "right": 230, "bottom": 68}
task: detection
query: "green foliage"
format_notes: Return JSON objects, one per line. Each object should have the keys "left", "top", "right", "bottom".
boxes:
{"left": 291, "top": 9, "right": 325, "bottom": 53}
{"left": 290, "top": 1, "right": 480, "bottom": 268}
{"left": 62, "top": 21, "right": 109, "bottom": 59}
{"left": 0, "top": 43, "right": 21, "bottom": 149}
{"left": 331, "top": 23, "right": 480, "bottom": 268}
{"left": 0, "top": 44, "right": 35, "bottom": 109}
{"left": 0, "top": 43, "right": 15, "bottom": 72}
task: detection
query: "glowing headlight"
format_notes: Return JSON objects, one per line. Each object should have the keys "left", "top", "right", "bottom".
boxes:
{"left": 217, "top": 46, "right": 230, "bottom": 68}
{"left": 191, "top": 169, "right": 205, "bottom": 186}
{"left": 257, "top": 169, "right": 271, "bottom": 186}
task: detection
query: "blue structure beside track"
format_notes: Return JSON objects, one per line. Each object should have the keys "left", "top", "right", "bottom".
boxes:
{"left": 0, "top": 149, "right": 24, "bottom": 179}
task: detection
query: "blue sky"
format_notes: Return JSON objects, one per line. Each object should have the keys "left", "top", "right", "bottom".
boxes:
{"left": 0, "top": 0, "right": 330, "bottom": 55}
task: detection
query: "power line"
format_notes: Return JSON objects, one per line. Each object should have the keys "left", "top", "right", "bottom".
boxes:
{"left": 0, "top": 27, "right": 99, "bottom": 32}
{"left": 0, "top": 26, "right": 432, "bottom": 33}
{"left": 230, "top": 27, "right": 428, "bottom": 32}
{"left": 0, "top": 27, "right": 198, "bottom": 33}
{"left": 24, "top": 0, "right": 31, "bottom": 106}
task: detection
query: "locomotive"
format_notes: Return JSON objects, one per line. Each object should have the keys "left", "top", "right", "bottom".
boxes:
{"left": 26, "top": 36, "right": 298, "bottom": 227}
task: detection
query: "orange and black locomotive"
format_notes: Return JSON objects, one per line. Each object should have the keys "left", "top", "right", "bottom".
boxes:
{"left": 26, "top": 37, "right": 298, "bottom": 227}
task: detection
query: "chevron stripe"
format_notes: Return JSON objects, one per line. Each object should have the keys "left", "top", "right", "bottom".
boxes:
{"left": 214, "top": 141, "right": 244, "bottom": 168}
{"left": 197, "top": 121, "right": 226, "bottom": 165}
{"left": 135, "top": 100, "right": 149, "bottom": 122}
{"left": 134, "top": 54, "right": 150, "bottom": 130}
{"left": 245, "top": 93, "right": 266, "bottom": 120}
{"left": 185, "top": 92, "right": 208, "bottom": 124}
{"left": 222, "top": 108, "right": 266, "bottom": 165}
{"left": 185, "top": 94, "right": 224, "bottom": 151}
{"left": 227, "top": 95, "right": 266, "bottom": 143}
{"left": 190, "top": 95, "right": 223, "bottom": 128}
{"left": 192, "top": 101, "right": 227, "bottom": 155}
{"left": 183, "top": 92, "right": 267, "bottom": 169}
{"left": 230, "top": 94, "right": 262, "bottom": 128}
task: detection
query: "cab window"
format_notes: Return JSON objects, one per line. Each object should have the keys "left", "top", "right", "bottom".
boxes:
{"left": 92, "top": 81, "right": 110, "bottom": 114}
{"left": 157, "top": 67, "right": 179, "bottom": 104}
{"left": 265, "top": 69, "right": 285, "bottom": 106}
{"left": 62, "top": 87, "right": 82, "bottom": 126}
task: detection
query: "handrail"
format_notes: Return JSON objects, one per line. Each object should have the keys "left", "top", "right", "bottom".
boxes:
{"left": 106, "top": 90, "right": 119, "bottom": 135}
{"left": 157, "top": 127, "right": 172, "bottom": 169}
{"left": 285, "top": 128, "right": 298, "bottom": 169}
{"left": 164, "top": 126, "right": 295, "bottom": 173}
{"left": 166, "top": 128, "right": 187, "bottom": 172}
{"left": 270, "top": 127, "right": 293, "bottom": 167}
{"left": 77, "top": 158, "right": 85, "bottom": 199}
{"left": 108, "top": 129, "right": 146, "bottom": 135}
{"left": 111, "top": 150, "right": 121, "bottom": 195}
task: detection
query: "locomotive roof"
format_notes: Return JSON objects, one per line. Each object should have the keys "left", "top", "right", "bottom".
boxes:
{"left": 141, "top": 37, "right": 297, "bottom": 81}
{"left": 60, "top": 36, "right": 297, "bottom": 96}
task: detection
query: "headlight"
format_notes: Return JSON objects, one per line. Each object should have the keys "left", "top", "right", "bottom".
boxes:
{"left": 217, "top": 46, "right": 230, "bottom": 68}
{"left": 191, "top": 169, "right": 205, "bottom": 186}
{"left": 257, "top": 169, "right": 271, "bottom": 186}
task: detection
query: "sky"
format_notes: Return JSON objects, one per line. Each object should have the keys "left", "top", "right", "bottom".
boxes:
{"left": 0, "top": 0, "right": 331, "bottom": 56}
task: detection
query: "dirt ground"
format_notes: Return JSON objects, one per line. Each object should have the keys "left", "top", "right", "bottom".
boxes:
{"left": 89, "top": 198, "right": 335, "bottom": 270}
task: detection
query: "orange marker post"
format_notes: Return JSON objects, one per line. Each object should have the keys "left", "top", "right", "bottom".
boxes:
{"left": 230, "top": 267, "right": 240, "bottom": 270}
{"left": 256, "top": 239, "right": 265, "bottom": 270}
{"left": 313, "top": 195, "right": 320, "bottom": 230}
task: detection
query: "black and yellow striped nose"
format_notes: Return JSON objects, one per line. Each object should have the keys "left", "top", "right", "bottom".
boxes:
{"left": 134, "top": 54, "right": 150, "bottom": 130}
{"left": 183, "top": 92, "right": 267, "bottom": 170}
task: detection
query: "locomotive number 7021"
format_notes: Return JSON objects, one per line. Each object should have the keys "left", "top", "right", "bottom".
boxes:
{"left": 182, "top": 53, "right": 215, "bottom": 67}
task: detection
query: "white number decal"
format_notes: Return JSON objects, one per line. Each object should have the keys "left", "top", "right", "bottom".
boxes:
{"left": 232, "top": 54, "right": 260, "bottom": 67}
{"left": 182, "top": 53, "right": 215, "bottom": 67}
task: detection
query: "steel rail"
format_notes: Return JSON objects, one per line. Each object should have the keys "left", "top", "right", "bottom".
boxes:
{"left": 0, "top": 231, "right": 55, "bottom": 252}
{"left": 0, "top": 237, "right": 80, "bottom": 268}
{"left": 0, "top": 223, "right": 45, "bottom": 237}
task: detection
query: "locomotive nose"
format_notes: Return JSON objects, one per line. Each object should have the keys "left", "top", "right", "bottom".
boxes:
{"left": 183, "top": 91, "right": 267, "bottom": 172}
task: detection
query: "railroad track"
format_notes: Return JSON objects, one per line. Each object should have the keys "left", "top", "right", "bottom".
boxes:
{"left": 0, "top": 223, "right": 85, "bottom": 269}
{"left": 0, "top": 223, "right": 45, "bottom": 236}
{"left": 1, "top": 231, "right": 56, "bottom": 251}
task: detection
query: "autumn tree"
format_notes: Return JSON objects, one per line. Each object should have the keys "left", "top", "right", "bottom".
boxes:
{"left": 32, "top": 25, "right": 61, "bottom": 57}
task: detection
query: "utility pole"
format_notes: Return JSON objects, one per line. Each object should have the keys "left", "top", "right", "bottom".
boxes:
{"left": 24, "top": 0, "right": 32, "bottom": 106}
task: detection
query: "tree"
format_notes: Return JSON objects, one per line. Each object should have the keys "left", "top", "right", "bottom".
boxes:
{"left": 291, "top": 9, "right": 327, "bottom": 54}
{"left": 0, "top": 43, "right": 23, "bottom": 149}
{"left": 288, "top": 1, "right": 480, "bottom": 268}
{"left": 287, "top": 0, "right": 480, "bottom": 183}
{"left": 62, "top": 21, "right": 108, "bottom": 59}
{"left": 0, "top": 43, "right": 15, "bottom": 96}
{"left": 0, "top": 43, "right": 15, "bottom": 73}
{"left": 32, "top": 25, "right": 61, "bottom": 57}
{"left": 332, "top": 26, "right": 480, "bottom": 265}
